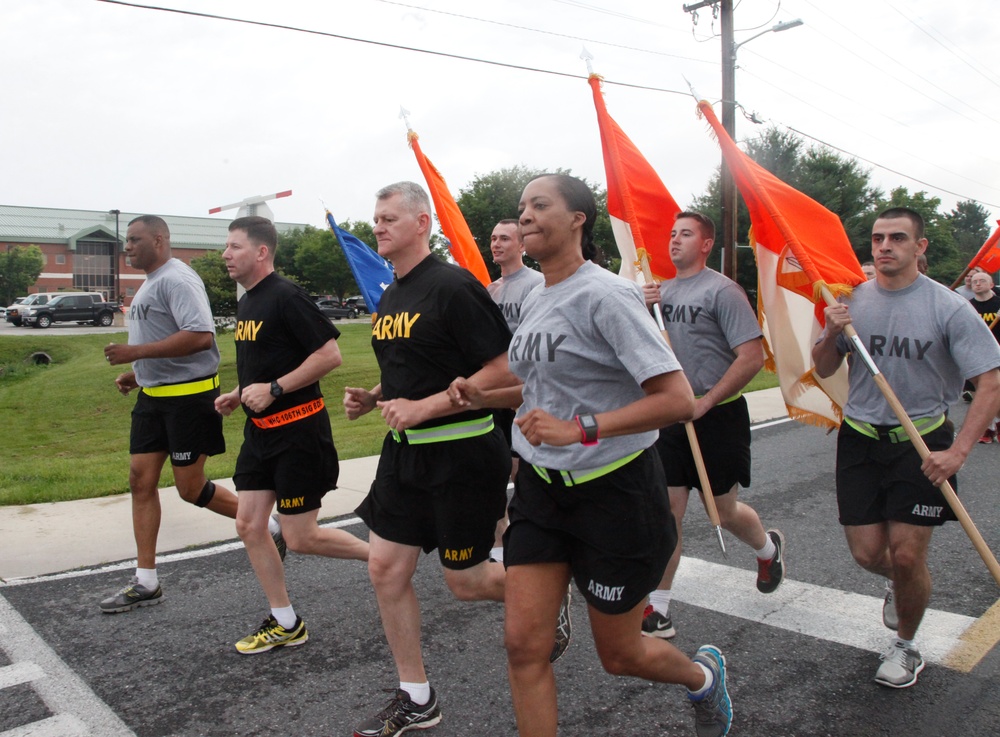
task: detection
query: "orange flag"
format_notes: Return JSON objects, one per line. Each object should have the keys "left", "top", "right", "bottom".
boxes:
{"left": 588, "top": 74, "right": 678, "bottom": 282}
{"left": 697, "top": 99, "right": 865, "bottom": 429}
{"left": 406, "top": 130, "right": 491, "bottom": 287}
{"left": 968, "top": 221, "right": 1000, "bottom": 274}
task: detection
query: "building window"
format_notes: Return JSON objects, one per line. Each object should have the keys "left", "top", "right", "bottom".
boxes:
{"left": 126, "top": 287, "right": 135, "bottom": 297}
{"left": 73, "top": 239, "right": 115, "bottom": 291}
{"left": 55, "top": 254, "right": 66, "bottom": 265}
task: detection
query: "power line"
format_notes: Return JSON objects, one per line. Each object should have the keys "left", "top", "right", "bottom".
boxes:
{"left": 881, "top": 0, "right": 1000, "bottom": 91}
{"left": 93, "top": 0, "right": 692, "bottom": 96}
{"left": 782, "top": 124, "right": 1000, "bottom": 209}
{"left": 94, "top": 0, "right": 999, "bottom": 210}
{"left": 795, "top": 0, "right": 1000, "bottom": 128}
{"left": 374, "top": 0, "right": 715, "bottom": 65}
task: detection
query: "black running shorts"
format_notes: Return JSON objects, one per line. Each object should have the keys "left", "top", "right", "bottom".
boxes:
{"left": 836, "top": 421, "right": 957, "bottom": 527}
{"left": 233, "top": 410, "right": 339, "bottom": 515}
{"left": 656, "top": 395, "right": 751, "bottom": 495}
{"left": 505, "top": 449, "right": 676, "bottom": 616}
{"left": 129, "top": 388, "right": 225, "bottom": 467}
{"left": 355, "top": 426, "right": 510, "bottom": 569}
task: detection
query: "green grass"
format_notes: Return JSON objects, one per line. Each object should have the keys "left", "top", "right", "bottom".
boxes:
{"left": 0, "top": 326, "right": 781, "bottom": 506}
{"left": 745, "top": 368, "right": 780, "bottom": 393}
{"left": 0, "top": 324, "right": 386, "bottom": 506}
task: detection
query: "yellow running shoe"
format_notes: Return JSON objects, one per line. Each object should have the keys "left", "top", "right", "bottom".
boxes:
{"left": 235, "top": 615, "right": 308, "bottom": 654}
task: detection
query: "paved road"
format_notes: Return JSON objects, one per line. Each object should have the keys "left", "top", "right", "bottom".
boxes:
{"left": 2, "top": 411, "right": 999, "bottom": 736}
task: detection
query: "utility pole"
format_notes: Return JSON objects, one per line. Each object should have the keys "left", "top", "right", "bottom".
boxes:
{"left": 719, "top": 0, "right": 737, "bottom": 282}
{"left": 683, "top": 0, "right": 737, "bottom": 280}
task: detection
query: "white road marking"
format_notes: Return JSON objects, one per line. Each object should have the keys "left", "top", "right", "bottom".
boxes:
{"left": 0, "top": 662, "right": 43, "bottom": 689}
{"left": 0, "top": 517, "right": 361, "bottom": 587}
{"left": 0, "top": 593, "right": 136, "bottom": 737}
{"left": 0, "top": 714, "right": 89, "bottom": 737}
{"left": 673, "top": 557, "right": 976, "bottom": 664}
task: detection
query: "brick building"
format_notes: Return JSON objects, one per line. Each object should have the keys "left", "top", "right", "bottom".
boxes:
{"left": 0, "top": 205, "right": 304, "bottom": 306}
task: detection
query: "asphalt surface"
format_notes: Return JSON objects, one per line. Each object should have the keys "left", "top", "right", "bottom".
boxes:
{"left": 2, "top": 407, "right": 999, "bottom": 736}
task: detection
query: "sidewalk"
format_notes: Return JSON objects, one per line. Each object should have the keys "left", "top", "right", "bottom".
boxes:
{"left": 0, "top": 388, "right": 789, "bottom": 581}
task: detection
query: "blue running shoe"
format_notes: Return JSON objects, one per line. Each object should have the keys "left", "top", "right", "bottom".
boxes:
{"left": 689, "top": 645, "right": 732, "bottom": 737}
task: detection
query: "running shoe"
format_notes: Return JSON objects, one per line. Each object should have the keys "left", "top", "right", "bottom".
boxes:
{"left": 235, "top": 615, "right": 308, "bottom": 654}
{"left": 641, "top": 605, "right": 676, "bottom": 639}
{"left": 354, "top": 688, "right": 442, "bottom": 736}
{"left": 689, "top": 645, "right": 732, "bottom": 737}
{"left": 550, "top": 586, "right": 573, "bottom": 663}
{"left": 875, "top": 642, "right": 924, "bottom": 688}
{"left": 756, "top": 529, "right": 786, "bottom": 594}
{"left": 99, "top": 577, "right": 163, "bottom": 613}
{"left": 882, "top": 582, "right": 898, "bottom": 631}
{"left": 978, "top": 426, "right": 996, "bottom": 444}
{"left": 271, "top": 514, "right": 287, "bottom": 561}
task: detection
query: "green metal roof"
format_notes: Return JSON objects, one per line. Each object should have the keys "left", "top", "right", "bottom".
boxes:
{"left": 0, "top": 205, "right": 305, "bottom": 250}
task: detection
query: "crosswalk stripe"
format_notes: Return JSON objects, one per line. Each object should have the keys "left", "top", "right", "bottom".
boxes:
{"left": 0, "top": 594, "right": 136, "bottom": 737}
{"left": 0, "top": 662, "right": 43, "bottom": 689}
{"left": 0, "top": 714, "right": 89, "bottom": 737}
{"left": 673, "top": 556, "right": 976, "bottom": 666}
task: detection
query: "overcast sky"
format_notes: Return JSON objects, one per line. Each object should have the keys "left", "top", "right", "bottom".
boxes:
{"left": 3, "top": 0, "right": 998, "bottom": 239}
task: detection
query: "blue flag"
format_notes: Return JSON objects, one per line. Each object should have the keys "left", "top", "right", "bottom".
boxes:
{"left": 325, "top": 210, "right": 394, "bottom": 315}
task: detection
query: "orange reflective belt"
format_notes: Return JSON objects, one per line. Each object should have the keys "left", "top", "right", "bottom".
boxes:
{"left": 251, "top": 398, "right": 325, "bottom": 429}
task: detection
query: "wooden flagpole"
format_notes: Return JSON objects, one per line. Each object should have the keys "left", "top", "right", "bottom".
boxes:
{"left": 640, "top": 255, "right": 727, "bottom": 558}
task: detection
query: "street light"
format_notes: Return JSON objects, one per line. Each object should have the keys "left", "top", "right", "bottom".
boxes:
{"left": 684, "top": 0, "right": 803, "bottom": 280}
{"left": 719, "top": 16, "right": 803, "bottom": 280}
{"left": 733, "top": 19, "right": 804, "bottom": 59}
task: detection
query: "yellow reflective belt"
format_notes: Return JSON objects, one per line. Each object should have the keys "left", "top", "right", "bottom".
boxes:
{"left": 694, "top": 391, "right": 743, "bottom": 406}
{"left": 391, "top": 416, "right": 495, "bottom": 445}
{"left": 532, "top": 450, "right": 643, "bottom": 487}
{"left": 844, "top": 414, "right": 946, "bottom": 444}
{"left": 142, "top": 375, "right": 220, "bottom": 398}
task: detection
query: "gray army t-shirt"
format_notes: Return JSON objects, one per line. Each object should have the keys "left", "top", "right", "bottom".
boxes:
{"left": 510, "top": 261, "right": 682, "bottom": 470}
{"left": 487, "top": 266, "right": 544, "bottom": 332}
{"left": 655, "top": 268, "right": 762, "bottom": 396}
{"left": 126, "top": 258, "right": 219, "bottom": 387}
{"left": 832, "top": 275, "right": 1000, "bottom": 425}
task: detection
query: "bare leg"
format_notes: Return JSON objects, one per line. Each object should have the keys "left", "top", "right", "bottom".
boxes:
{"left": 280, "top": 509, "right": 369, "bottom": 560}
{"left": 128, "top": 452, "right": 168, "bottom": 569}
{"left": 368, "top": 533, "right": 426, "bottom": 683}
{"left": 713, "top": 485, "right": 768, "bottom": 550}
{"left": 505, "top": 562, "right": 569, "bottom": 737}
{"left": 236, "top": 489, "right": 289, "bottom": 608}
{"left": 172, "top": 457, "right": 238, "bottom": 519}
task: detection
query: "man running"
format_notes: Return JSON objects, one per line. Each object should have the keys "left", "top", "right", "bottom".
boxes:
{"left": 215, "top": 216, "right": 369, "bottom": 654}
{"left": 101, "top": 215, "right": 239, "bottom": 613}
{"left": 344, "top": 182, "right": 567, "bottom": 737}
{"left": 640, "top": 211, "right": 784, "bottom": 640}
{"left": 486, "top": 218, "right": 543, "bottom": 562}
{"left": 813, "top": 207, "right": 1000, "bottom": 688}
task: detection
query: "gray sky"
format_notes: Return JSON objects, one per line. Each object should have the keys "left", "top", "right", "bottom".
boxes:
{"left": 3, "top": 0, "right": 998, "bottom": 238}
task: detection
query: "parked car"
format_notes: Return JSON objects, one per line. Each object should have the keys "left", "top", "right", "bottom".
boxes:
{"left": 315, "top": 299, "right": 359, "bottom": 320}
{"left": 23, "top": 293, "right": 121, "bottom": 328}
{"left": 1, "top": 297, "right": 27, "bottom": 320}
{"left": 6, "top": 293, "right": 58, "bottom": 326}
{"left": 343, "top": 296, "right": 370, "bottom": 315}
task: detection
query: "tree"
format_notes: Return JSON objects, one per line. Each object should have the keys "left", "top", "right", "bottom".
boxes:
{"left": 293, "top": 226, "right": 356, "bottom": 299}
{"left": 692, "top": 126, "right": 882, "bottom": 298}
{"left": 190, "top": 251, "right": 237, "bottom": 316}
{"left": 868, "top": 187, "right": 963, "bottom": 283}
{"left": 456, "top": 166, "right": 614, "bottom": 276}
{"left": 947, "top": 200, "right": 991, "bottom": 265}
{"left": 0, "top": 245, "right": 45, "bottom": 305}
{"left": 457, "top": 165, "right": 547, "bottom": 280}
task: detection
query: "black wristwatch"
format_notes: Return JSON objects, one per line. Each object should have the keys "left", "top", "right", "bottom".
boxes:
{"left": 270, "top": 380, "right": 284, "bottom": 398}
